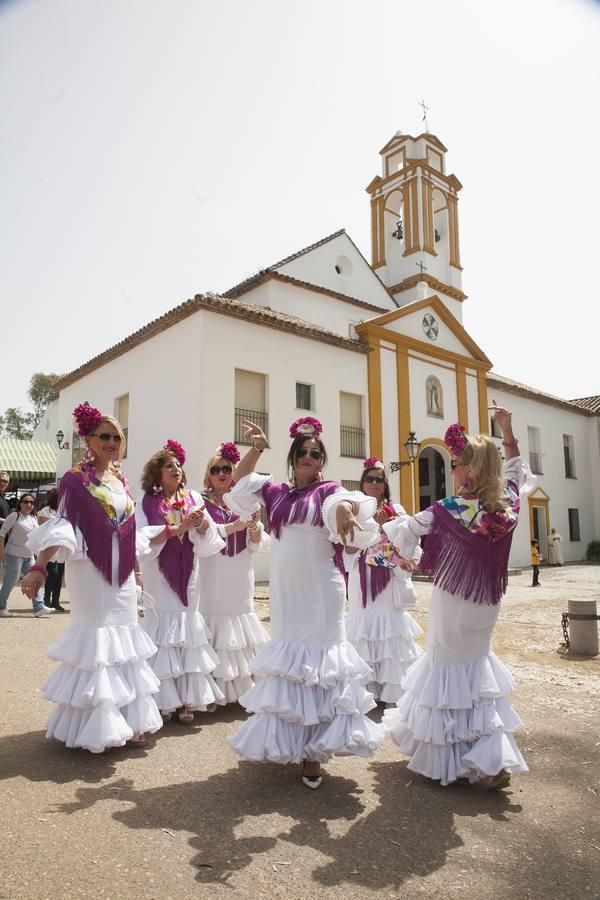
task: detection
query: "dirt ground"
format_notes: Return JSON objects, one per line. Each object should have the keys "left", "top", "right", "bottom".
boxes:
{"left": 0, "top": 564, "right": 599, "bottom": 900}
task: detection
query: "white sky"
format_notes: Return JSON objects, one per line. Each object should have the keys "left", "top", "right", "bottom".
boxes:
{"left": 1, "top": 0, "right": 599, "bottom": 414}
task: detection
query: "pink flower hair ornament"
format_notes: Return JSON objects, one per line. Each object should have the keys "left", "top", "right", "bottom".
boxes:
{"left": 363, "top": 457, "right": 384, "bottom": 470}
{"left": 218, "top": 442, "right": 241, "bottom": 465}
{"left": 444, "top": 423, "right": 468, "bottom": 459}
{"left": 164, "top": 439, "right": 186, "bottom": 466}
{"left": 289, "top": 416, "right": 323, "bottom": 439}
{"left": 73, "top": 402, "right": 103, "bottom": 438}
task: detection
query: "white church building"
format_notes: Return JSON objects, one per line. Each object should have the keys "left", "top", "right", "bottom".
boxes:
{"left": 36, "top": 131, "right": 600, "bottom": 572}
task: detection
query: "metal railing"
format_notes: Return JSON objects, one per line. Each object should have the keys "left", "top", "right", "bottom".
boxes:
{"left": 234, "top": 408, "right": 269, "bottom": 445}
{"left": 340, "top": 424, "right": 365, "bottom": 458}
{"left": 529, "top": 451, "right": 542, "bottom": 474}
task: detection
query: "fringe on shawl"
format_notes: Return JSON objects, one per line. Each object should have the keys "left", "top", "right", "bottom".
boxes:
{"left": 264, "top": 481, "right": 338, "bottom": 539}
{"left": 419, "top": 503, "right": 514, "bottom": 605}
{"left": 142, "top": 493, "right": 194, "bottom": 606}
{"left": 202, "top": 497, "right": 247, "bottom": 557}
{"left": 358, "top": 554, "right": 393, "bottom": 608}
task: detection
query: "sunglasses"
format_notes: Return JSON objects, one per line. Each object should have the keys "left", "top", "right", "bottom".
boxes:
{"left": 210, "top": 465, "right": 232, "bottom": 476}
{"left": 364, "top": 476, "right": 385, "bottom": 484}
{"left": 295, "top": 449, "right": 322, "bottom": 460}
{"left": 21, "top": 499, "right": 34, "bottom": 505}
{"left": 92, "top": 433, "right": 122, "bottom": 443}
{"left": 450, "top": 460, "right": 466, "bottom": 471}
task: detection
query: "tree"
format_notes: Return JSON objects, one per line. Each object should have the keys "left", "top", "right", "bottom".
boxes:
{"left": 0, "top": 407, "right": 34, "bottom": 440}
{"left": 28, "top": 372, "right": 62, "bottom": 430}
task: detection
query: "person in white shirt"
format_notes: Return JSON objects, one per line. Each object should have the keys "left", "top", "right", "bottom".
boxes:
{"left": 0, "top": 493, "right": 54, "bottom": 617}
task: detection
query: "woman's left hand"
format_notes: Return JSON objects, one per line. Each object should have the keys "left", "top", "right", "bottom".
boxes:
{"left": 374, "top": 508, "right": 392, "bottom": 526}
{"left": 336, "top": 502, "right": 361, "bottom": 545}
{"left": 135, "top": 572, "right": 143, "bottom": 589}
{"left": 21, "top": 570, "right": 45, "bottom": 599}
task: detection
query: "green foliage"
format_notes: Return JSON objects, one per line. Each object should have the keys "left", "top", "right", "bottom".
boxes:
{"left": 27, "top": 372, "right": 62, "bottom": 430}
{"left": 0, "top": 407, "right": 34, "bottom": 440}
{"left": 586, "top": 540, "right": 600, "bottom": 562}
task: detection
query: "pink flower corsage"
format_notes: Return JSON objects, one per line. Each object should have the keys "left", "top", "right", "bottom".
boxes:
{"left": 289, "top": 416, "right": 323, "bottom": 439}
{"left": 73, "top": 402, "right": 103, "bottom": 437}
{"left": 218, "top": 442, "right": 241, "bottom": 464}
{"left": 364, "top": 457, "right": 384, "bottom": 470}
{"left": 444, "top": 423, "right": 468, "bottom": 458}
{"left": 164, "top": 439, "right": 186, "bottom": 466}
{"left": 382, "top": 502, "right": 396, "bottom": 518}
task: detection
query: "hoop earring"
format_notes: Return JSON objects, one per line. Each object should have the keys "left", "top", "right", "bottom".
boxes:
{"left": 83, "top": 447, "right": 95, "bottom": 464}
{"left": 153, "top": 484, "right": 163, "bottom": 495}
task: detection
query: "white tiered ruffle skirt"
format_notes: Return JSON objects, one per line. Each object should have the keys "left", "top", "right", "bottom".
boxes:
{"left": 203, "top": 611, "right": 271, "bottom": 704}
{"left": 383, "top": 651, "right": 528, "bottom": 785}
{"left": 43, "top": 622, "right": 163, "bottom": 753}
{"left": 346, "top": 601, "right": 423, "bottom": 704}
{"left": 229, "top": 639, "right": 385, "bottom": 764}
{"left": 142, "top": 609, "right": 225, "bottom": 713}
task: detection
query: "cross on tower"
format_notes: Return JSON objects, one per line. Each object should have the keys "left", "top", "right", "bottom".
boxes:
{"left": 416, "top": 260, "right": 428, "bottom": 276}
{"left": 419, "top": 99, "right": 430, "bottom": 132}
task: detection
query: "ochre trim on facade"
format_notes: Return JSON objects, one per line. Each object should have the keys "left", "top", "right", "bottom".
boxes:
{"left": 528, "top": 488, "right": 551, "bottom": 544}
{"left": 388, "top": 273, "right": 468, "bottom": 303}
{"left": 422, "top": 177, "right": 435, "bottom": 255}
{"left": 413, "top": 438, "right": 450, "bottom": 512}
{"left": 447, "top": 193, "right": 462, "bottom": 270}
{"left": 366, "top": 341, "right": 383, "bottom": 459}
{"left": 396, "top": 348, "right": 413, "bottom": 513}
{"left": 477, "top": 370, "right": 489, "bottom": 433}
{"left": 359, "top": 324, "right": 491, "bottom": 371}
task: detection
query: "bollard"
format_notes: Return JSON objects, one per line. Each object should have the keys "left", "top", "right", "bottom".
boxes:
{"left": 567, "top": 599, "right": 599, "bottom": 656}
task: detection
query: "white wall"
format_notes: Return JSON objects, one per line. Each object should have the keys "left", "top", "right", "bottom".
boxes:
{"left": 32, "top": 397, "right": 59, "bottom": 444}
{"left": 385, "top": 303, "right": 472, "bottom": 357}
{"left": 409, "top": 356, "right": 459, "bottom": 442}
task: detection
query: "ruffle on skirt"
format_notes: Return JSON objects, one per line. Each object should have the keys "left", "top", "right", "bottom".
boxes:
{"left": 383, "top": 652, "right": 528, "bottom": 785}
{"left": 229, "top": 638, "right": 385, "bottom": 764}
{"left": 142, "top": 609, "right": 224, "bottom": 713}
{"left": 346, "top": 608, "right": 423, "bottom": 704}
{"left": 44, "top": 622, "right": 163, "bottom": 753}
{"left": 203, "top": 612, "right": 271, "bottom": 704}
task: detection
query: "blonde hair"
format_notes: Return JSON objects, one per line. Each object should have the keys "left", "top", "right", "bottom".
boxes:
{"left": 460, "top": 434, "right": 507, "bottom": 513}
{"left": 203, "top": 455, "right": 236, "bottom": 490}
{"left": 85, "top": 415, "right": 127, "bottom": 468}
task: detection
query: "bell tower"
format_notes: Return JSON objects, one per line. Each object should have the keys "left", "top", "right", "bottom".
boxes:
{"left": 366, "top": 131, "right": 467, "bottom": 320}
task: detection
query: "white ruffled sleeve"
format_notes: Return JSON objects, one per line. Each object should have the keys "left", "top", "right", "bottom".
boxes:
{"left": 224, "top": 473, "right": 271, "bottom": 519}
{"left": 503, "top": 456, "right": 535, "bottom": 496}
{"left": 0, "top": 511, "right": 17, "bottom": 538}
{"left": 321, "top": 488, "right": 379, "bottom": 548}
{"left": 247, "top": 521, "right": 271, "bottom": 556}
{"left": 383, "top": 510, "right": 434, "bottom": 559}
{"left": 135, "top": 501, "right": 166, "bottom": 561}
{"left": 391, "top": 567, "right": 418, "bottom": 609}
{"left": 187, "top": 491, "right": 227, "bottom": 556}
{"left": 26, "top": 514, "right": 79, "bottom": 563}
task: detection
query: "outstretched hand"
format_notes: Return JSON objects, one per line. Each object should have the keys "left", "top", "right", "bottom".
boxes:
{"left": 242, "top": 420, "right": 268, "bottom": 450}
{"left": 488, "top": 399, "right": 512, "bottom": 435}
{"left": 336, "top": 502, "right": 362, "bottom": 546}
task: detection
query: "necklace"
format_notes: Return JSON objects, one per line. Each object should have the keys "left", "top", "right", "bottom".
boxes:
{"left": 206, "top": 492, "right": 234, "bottom": 522}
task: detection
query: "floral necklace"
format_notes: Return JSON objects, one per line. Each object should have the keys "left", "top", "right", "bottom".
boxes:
{"left": 159, "top": 489, "right": 193, "bottom": 531}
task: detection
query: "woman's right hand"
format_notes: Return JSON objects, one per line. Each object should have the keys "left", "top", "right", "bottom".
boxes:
{"left": 21, "top": 570, "right": 45, "bottom": 599}
{"left": 242, "top": 420, "right": 268, "bottom": 451}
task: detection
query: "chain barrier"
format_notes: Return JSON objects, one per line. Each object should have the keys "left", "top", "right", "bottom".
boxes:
{"left": 559, "top": 612, "right": 570, "bottom": 653}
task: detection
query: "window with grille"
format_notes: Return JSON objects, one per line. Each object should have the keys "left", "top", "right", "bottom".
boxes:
{"left": 295, "top": 382, "right": 313, "bottom": 410}
{"left": 341, "top": 479, "right": 362, "bottom": 492}
{"left": 235, "top": 369, "right": 268, "bottom": 444}
{"left": 339, "top": 392, "right": 365, "bottom": 458}
{"left": 527, "top": 426, "right": 543, "bottom": 474}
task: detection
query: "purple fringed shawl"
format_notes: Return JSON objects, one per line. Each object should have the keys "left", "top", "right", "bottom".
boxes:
{"left": 358, "top": 555, "right": 392, "bottom": 608}
{"left": 261, "top": 480, "right": 338, "bottom": 539}
{"left": 202, "top": 496, "right": 247, "bottom": 557}
{"left": 142, "top": 492, "right": 195, "bottom": 606}
{"left": 420, "top": 503, "right": 515, "bottom": 605}
{"left": 58, "top": 467, "right": 136, "bottom": 587}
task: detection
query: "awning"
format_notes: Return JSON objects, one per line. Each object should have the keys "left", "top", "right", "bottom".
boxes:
{"left": 0, "top": 439, "right": 57, "bottom": 482}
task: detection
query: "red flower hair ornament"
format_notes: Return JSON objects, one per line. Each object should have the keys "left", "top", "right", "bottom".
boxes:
{"left": 73, "top": 402, "right": 103, "bottom": 438}
{"left": 218, "top": 442, "right": 241, "bottom": 465}
{"left": 444, "top": 423, "right": 468, "bottom": 459}
{"left": 164, "top": 439, "right": 186, "bottom": 466}
{"left": 289, "top": 416, "right": 323, "bottom": 439}
{"left": 363, "top": 457, "right": 384, "bottom": 470}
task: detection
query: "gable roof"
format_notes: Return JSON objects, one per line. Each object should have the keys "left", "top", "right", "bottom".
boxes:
{"left": 266, "top": 228, "right": 345, "bottom": 270}
{"left": 356, "top": 295, "right": 492, "bottom": 365}
{"left": 53, "top": 293, "right": 370, "bottom": 393}
{"left": 487, "top": 373, "right": 597, "bottom": 416}
{"left": 570, "top": 395, "right": 600, "bottom": 414}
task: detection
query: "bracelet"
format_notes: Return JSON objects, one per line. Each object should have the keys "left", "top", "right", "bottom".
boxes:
{"left": 29, "top": 563, "right": 48, "bottom": 578}
{"left": 501, "top": 439, "right": 519, "bottom": 448}
{"left": 252, "top": 442, "right": 265, "bottom": 453}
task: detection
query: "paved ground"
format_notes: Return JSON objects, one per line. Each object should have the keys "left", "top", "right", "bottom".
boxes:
{"left": 1, "top": 565, "right": 599, "bottom": 900}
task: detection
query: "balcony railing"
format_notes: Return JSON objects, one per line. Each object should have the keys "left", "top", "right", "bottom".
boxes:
{"left": 234, "top": 408, "right": 269, "bottom": 445}
{"left": 529, "top": 451, "right": 542, "bottom": 474}
{"left": 340, "top": 424, "right": 365, "bottom": 458}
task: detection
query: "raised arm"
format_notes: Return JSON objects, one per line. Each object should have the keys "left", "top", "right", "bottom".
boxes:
{"left": 233, "top": 420, "right": 269, "bottom": 482}
{"left": 489, "top": 400, "right": 518, "bottom": 460}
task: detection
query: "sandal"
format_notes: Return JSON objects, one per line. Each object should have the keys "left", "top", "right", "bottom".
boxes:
{"left": 178, "top": 707, "right": 194, "bottom": 725}
{"left": 302, "top": 760, "right": 322, "bottom": 790}
{"left": 161, "top": 711, "right": 174, "bottom": 724}
{"left": 127, "top": 734, "right": 146, "bottom": 748}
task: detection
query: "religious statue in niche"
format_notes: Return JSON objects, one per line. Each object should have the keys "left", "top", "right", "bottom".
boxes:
{"left": 426, "top": 375, "right": 443, "bottom": 419}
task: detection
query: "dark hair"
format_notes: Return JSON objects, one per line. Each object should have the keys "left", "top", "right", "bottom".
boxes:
{"left": 360, "top": 466, "right": 391, "bottom": 502}
{"left": 141, "top": 450, "right": 187, "bottom": 494}
{"left": 46, "top": 489, "right": 58, "bottom": 511}
{"left": 286, "top": 435, "right": 328, "bottom": 479}
{"left": 17, "top": 494, "right": 36, "bottom": 514}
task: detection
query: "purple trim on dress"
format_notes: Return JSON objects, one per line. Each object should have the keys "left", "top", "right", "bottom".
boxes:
{"left": 142, "top": 493, "right": 194, "bottom": 606}
{"left": 332, "top": 543, "right": 347, "bottom": 585}
{"left": 59, "top": 469, "right": 136, "bottom": 587}
{"left": 203, "top": 496, "right": 248, "bottom": 557}
{"left": 420, "top": 503, "right": 515, "bottom": 605}
{"left": 358, "top": 554, "right": 392, "bottom": 608}
{"left": 261, "top": 480, "right": 338, "bottom": 539}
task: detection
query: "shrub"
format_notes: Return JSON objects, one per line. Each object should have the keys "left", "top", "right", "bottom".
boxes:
{"left": 586, "top": 540, "right": 600, "bottom": 561}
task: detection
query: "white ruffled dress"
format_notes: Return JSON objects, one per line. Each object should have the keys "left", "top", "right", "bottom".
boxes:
{"left": 345, "top": 504, "right": 423, "bottom": 704}
{"left": 196, "top": 510, "right": 271, "bottom": 704}
{"left": 135, "top": 490, "right": 226, "bottom": 714}
{"left": 381, "top": 457, "right": 531, "bottom": 785}
{"left": 225, "top": 475, "right": 385, "bottom": 765}
{"left": 28, "top": 491, "right": 163, "bottom": 753}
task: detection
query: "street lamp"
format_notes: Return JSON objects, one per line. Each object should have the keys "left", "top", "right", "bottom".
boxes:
{"left": 56, "top": 430, "right": 70, "bottom": 450}
{"left": 389, "top": 432, "right": 421, "bottom": 472}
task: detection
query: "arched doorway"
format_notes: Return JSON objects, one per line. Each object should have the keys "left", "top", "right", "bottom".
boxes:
{"left": 416, "top": 442, "right": 451, "bottom": 511}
